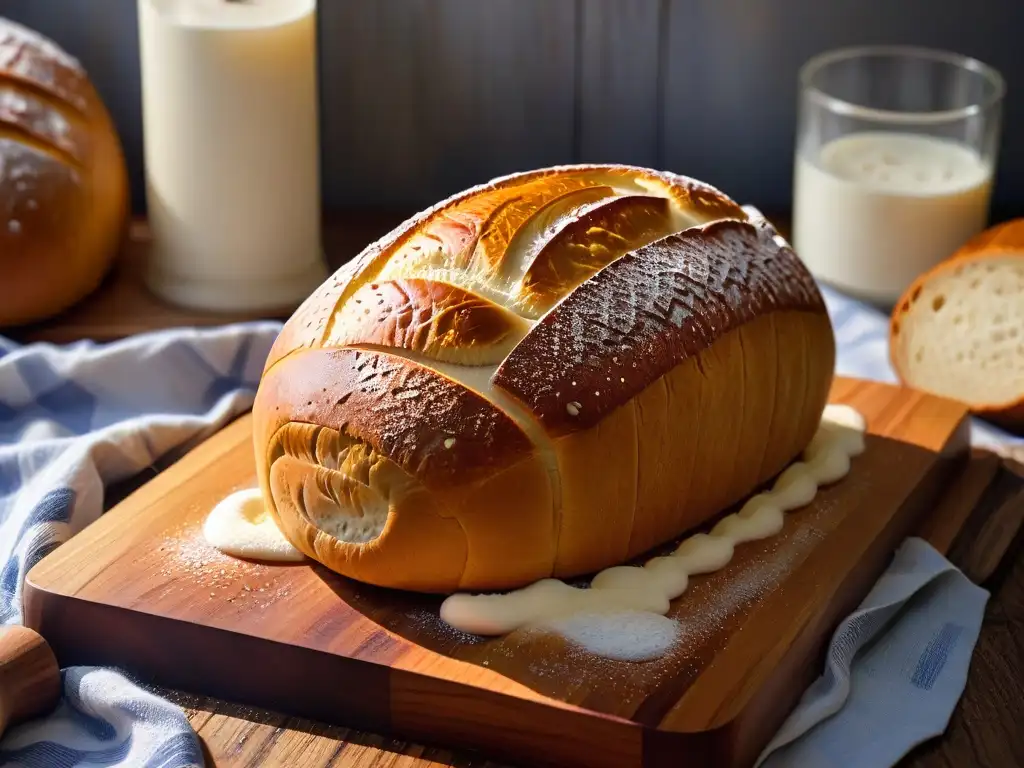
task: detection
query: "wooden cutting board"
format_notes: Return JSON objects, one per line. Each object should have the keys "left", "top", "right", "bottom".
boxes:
{"left": 24, "top": 377, "right": 972, "bottom": 768}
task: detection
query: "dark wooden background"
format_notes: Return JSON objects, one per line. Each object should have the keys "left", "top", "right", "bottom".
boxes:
{"left": 3, "top": 1, "right": 1023, "bottom": 215}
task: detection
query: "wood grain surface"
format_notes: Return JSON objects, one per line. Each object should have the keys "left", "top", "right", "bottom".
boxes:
{"left": 24, "top": 379, "right": 973, "bottom": 767}
{"left": 157, "top": 453, "right": 1024, "bottom": 768}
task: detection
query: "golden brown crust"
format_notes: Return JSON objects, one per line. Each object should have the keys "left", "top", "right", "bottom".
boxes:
{"left": 256, "top": 346, "right": 535, "bottom": 489}
{"left": 975, "top": 400, "right": 1024, "bottom": 435}
{"left": 0, "top": 86, "right": 88, "bottom": 165}
{"left": 0, "top": 17, "right": 128, "bottom": 327}
{"left": 519, "top": 194, "right": 675, "bottom": 314}
{"left": 262, "top": 164, "right": 747, "bottom": 373}
{"left": 548, "top": 309, "right": 834, "bottom": 577}
{"left": 462, "top": 179, "right": 614, "bottom": 273}
{"left": 947, "top": 217, "right": 1024, "bottom": 257}
{"left": 495, "top": 217, "right": 825, "bottom": 436}
{"left": 261, "top": 419, "right": 556, "bottom": 592}
{"left": 265, "top": 430, "right": 470, "bottom": 592}
{"left": 254, "top": 164, "right": 834, "bottom": 591}
{"left": 327, "top": 278, "right": 530, "bottom": 365}
{"left": 890, "top": 219, "right": 1024, "bottom": 338}
{"left": 0, "top": 20, "right": 90, "bottom": 111}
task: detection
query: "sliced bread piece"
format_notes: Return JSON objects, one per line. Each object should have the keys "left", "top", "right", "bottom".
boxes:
{"left": 890, "top": 218, "right": 1024, "bottom": 435}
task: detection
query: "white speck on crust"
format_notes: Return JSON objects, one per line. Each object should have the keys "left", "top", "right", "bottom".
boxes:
{"left": 566, "top": 401, "right": 581, "bottom": 416}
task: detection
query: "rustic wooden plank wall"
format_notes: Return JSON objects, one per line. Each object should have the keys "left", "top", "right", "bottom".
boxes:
{"left": 3, "top": 0, "right": 1022, "bottom": 214}
{"left": 577, "top": 0, "right": 663, "bottom": 168}
{"left": 321, "top": 0, "right": 577, "bottom": 208}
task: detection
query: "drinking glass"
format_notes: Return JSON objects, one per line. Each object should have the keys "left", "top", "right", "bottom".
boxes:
{"left": 792, "top": 46, "right": 1004, "bottom": 306}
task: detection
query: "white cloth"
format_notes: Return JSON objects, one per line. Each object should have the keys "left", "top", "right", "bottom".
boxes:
{"left": 0, "top": 322, "right": 282, "bottom": 767}
{"left": 758, "top": 537, "right": 989, "bottom": 767}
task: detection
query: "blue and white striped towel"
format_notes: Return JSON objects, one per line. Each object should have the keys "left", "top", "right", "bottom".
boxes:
{"left": 0, "top": 322, "right": 282, "bottom": 767}
{"left": 0, "top": 288, "right": 1020, "bottom": 768}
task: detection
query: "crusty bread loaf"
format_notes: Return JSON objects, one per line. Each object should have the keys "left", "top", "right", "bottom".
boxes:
{"left": 891, "top": 218, "right": 1024, "bottom": 435}
{"left": 252, "top": 165, "right": 836, "bottom": 592}
{"left": 0, "top": 17, "right": 129, "bottom": 327}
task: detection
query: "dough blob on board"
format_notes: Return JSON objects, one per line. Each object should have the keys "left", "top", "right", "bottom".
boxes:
{"left": 203, "top": 488, "right": 306, "bottom": 562}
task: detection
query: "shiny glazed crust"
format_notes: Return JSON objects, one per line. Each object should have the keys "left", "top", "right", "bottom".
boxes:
{"left": 0, "top": 17, "right": 129, "bottom": 326}
{"left": 252, "top": 165, "right": 835, "bottom": 592}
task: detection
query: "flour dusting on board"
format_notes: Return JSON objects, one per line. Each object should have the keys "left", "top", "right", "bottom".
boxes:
{"left": 160, "top": 526, "right": 292, "bottom": 608}
{"left": 539, "top": 611, "right": 681, "bottom": 662}
{"left": 404, "top": 607, "right": 487, "bottom": 646}
{"left": 163, "top": 530, "right": 255, "bottom": 577}
{"left": 509, "top": 513, "right": 827, "bottom": 674}
{"left": 673, "top": 520, "right": 826, "bottom": 648}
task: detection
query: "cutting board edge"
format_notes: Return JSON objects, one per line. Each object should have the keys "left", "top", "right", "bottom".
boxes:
{"left": 22, "top": 580, "right": 652, "bottom": 768}
{"left": 699, "top": 423, "right": 972, "bottom": 767}
{"left": 21, "top": 568, "right": 639, "bottom": 726}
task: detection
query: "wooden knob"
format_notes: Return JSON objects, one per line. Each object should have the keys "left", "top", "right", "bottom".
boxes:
{"left": 0, "top": 626, "right": 61, "bottom": 736}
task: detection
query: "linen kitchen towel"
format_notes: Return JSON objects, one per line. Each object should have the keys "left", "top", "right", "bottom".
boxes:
{"left": 0, "top": 322, "right": 282, "bottom": 768}
{"left": 756, "top": 536, "right": 990, "bottom": 768}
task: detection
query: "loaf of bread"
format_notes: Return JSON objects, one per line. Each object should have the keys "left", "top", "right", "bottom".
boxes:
{"left": 891, "top": 218, "right": 1024, "bottom": 435}
{"left": 0, "top": 17, "right": 129, "bottom": 327}
{"left": 252, "top": 165, "right": 836, "bottom": 592}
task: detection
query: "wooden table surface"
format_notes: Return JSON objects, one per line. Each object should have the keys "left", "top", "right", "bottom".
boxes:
{"left": 10, "top": 216, "right": 1024, "bottom": 767}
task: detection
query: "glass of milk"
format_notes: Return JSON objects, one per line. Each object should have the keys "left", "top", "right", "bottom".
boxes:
{"left": 792, "top": 46, "right": 1004, "bottom": 307}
